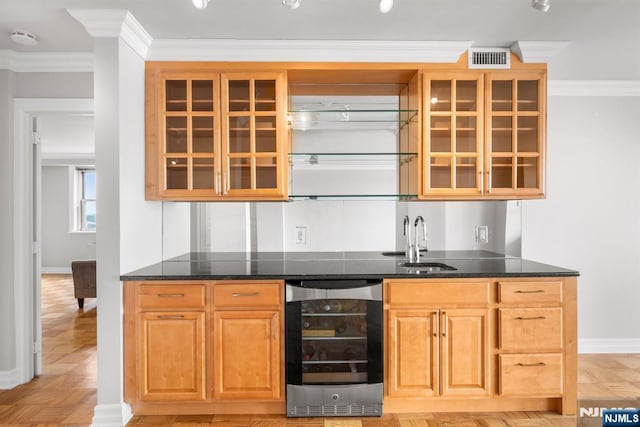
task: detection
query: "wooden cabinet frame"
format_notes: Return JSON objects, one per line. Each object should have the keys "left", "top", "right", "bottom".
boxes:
{"left": 124, "top": 280, "right": 285, "bottom": 415}
{"left": 383, "top": 276, "right": 576, "bottom": 415}
{"left": 146, "top": 64, "right": 288, "bottom": 201}
{"left": 146, "top": 55, "right": 547, "bottom": 202}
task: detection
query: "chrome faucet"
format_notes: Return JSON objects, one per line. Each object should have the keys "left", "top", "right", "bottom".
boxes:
{"left": 403, "top": 215, "right": 412, "bottom": 260}
{"left": 413, "top": 216, "right": 428, "bottom": 263}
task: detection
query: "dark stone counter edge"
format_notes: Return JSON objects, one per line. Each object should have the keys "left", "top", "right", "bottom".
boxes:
{"left": 121, "top": 271, "right": 579, "bottom": 281}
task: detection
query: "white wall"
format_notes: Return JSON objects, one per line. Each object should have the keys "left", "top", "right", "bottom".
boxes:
{"left": 522, "top": 96, "right": 640, "bottom": 344}
{"left": 41, "top": 166, "right": 96, "bottom": 271}
{"left": 0, "top": 70, "right": 16, "bottom": 374}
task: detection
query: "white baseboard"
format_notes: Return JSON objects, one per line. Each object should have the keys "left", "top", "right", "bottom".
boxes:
{"left": 41, "top": 267, "right": 72, "bottom": 274}
{"left": 579, "top": 338, "right": 640, "bottom": 354}
{"left": 91, "top": 403, "right": 132, "bottom": 427}
{"left": 0, "top": 368, "right": 20, "bottom": 390}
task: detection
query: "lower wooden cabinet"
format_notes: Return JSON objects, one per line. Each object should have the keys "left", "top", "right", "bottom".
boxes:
{"left": 124, "top": 280, "right": 284, "bottom": 415}
{"left": 138, "top": 311, "right": 205, "bottom": 401}
{"left": 213, "top": 310, "right": 281, "bottom": 400}
{"left": 384, "top": 277, "right": 577, "bottom": 415}
{"left": 387, "top": 303, "right": 489, "bottom": 399}
{"left": 441, "top": 309, "right": 489, "bottom": 396}
{"left": 124, "top": 276, "right": 576, "bottom": 416}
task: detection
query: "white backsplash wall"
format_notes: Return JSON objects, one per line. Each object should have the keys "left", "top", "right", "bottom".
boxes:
{"left": 280, "top": 200, "right": 397, "bottom": 252}
{"left": 179, "top": 199, "right": 515, "bottom": 254}
{"left": 398, "top": 201, "right": 509, "bottom": 253}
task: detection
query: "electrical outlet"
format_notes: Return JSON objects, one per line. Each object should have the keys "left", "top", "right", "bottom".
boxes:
{"left": 475, "top": 225, "right": 489, "bottom": 244}
{"left": 295, "top": 226, "right": 307, "bottom": 245}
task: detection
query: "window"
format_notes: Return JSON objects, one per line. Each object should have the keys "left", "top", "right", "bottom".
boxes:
{"left": 75, "top": 168, "right": 96, "bottom": 232}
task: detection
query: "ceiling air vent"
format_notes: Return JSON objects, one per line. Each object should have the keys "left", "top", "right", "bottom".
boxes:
{"left": 468, "top": 48, "right": 511, "bottom": 69}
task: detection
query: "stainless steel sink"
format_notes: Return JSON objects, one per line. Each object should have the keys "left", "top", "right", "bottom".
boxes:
{"left": 381, "top": 250, "right": 428, "bottom": 257}
{"left": 401, "top": 262, "right": 457, "bottom": 272}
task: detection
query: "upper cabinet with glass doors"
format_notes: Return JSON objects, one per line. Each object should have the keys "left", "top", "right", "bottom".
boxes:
{"left": 145, "top": 65, "right": 287, "bottom": 201}
{"left": 485, "top": 71, "right": 545, "bottom": 197}
{"left": 422, "top": 72, "right": 484, "bottom": 197}
{"left": 220, "top": 73, "right": 286, "bottom": 199}
{"left": 421, "top": 67, "right": 545, "bottom": 200}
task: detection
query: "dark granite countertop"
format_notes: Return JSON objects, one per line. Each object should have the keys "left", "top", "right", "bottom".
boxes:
{"left": 120, "top": 250, "right": 579, "bottom": 281}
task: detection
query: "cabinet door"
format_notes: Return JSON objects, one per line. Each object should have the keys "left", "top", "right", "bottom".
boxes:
{"left": 213, "top": 310, "right": 282, "bottom": 400}
{"left": 138, "top": 311, "right": 205, "bottom": 401}
{"left": 221, "top": 73, "right": 287, "bottom": 199}
{"left": 423, "top": 72, "right": 483, "bottom": 197}
{"left": 440, "top": 309, "right": 489, "bottom": 396}
{"left": 387, "top": 310, "right": 439, "bottom": 397}
{"left": 485, "top": 71, "right": 546, "bottom": 197}
{"left": 159, "top": 74, "right": 222, "bottom": 199}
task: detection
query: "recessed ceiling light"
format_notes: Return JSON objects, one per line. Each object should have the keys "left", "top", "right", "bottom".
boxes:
{"left": 282, "top": 0, "right": 301, "bottom": 9}
{"left": 379, "top": 0, "right": 394, "bottom": 13}
{"left": 10, "top": 30, "right": 38, "bottom": 46}
{"left": 532, "top": 0, "right": 550, "bottom": 12}
{"left": 192, "top": 0, "right": 210, "bottom": 9}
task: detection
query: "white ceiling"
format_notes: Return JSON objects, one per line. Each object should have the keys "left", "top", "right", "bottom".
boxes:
{"left": 1, "top": 0, "right": 639, "bottom": 79}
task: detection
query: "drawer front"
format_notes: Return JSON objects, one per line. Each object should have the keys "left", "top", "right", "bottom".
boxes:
{"left": 387, "top": 281, "right": 490, "bottom": 306}
{"left": 499, "top": 308, "right": 562, "bottom": 351}
{"left": 137, "top": 284, "right": 205, "bottom": 310}
{"left": 499, "top": 281, "right": 562, "bottom": 304}
{"left": 499, "top": 354, "right": 562, "bottom": 396}
{"left": 213, "top": 282, "right": 281, "bottom": 308}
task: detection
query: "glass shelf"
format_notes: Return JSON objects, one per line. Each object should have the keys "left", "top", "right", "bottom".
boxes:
{"left": 289, "top": 152, "right": 417, "bottom": 166}
{"left": 288, "top": 194, "right": 418, "bottom": 201}
{"left": 288, "top": 109, "right": 418, "bottom": 130}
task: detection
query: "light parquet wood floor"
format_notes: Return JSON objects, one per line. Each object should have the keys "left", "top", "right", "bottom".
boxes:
{"left": 0, "top": 274, "right": 96, "bottom": 427}
{"left": 1, "top": 274, "right": 639, "bottom": 426}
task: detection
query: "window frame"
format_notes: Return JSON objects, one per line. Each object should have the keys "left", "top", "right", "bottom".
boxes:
{"left": 73, "top": 167, "right": 96, "bottom": 233}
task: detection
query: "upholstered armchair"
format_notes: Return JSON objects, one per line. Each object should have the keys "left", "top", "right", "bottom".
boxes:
{"left": 71, "top": 260, "right": 96, "bottom": 309}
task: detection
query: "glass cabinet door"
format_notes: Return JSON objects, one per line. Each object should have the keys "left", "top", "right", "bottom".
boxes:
{"left": 486, "top": 72, "right": 545, "bottom": 196}
{"left": 300, "top": 298, "right": 371, "bottom": 384}
{"left": 423, "top": 73, "right": 483, "bottom": 196}
{"left": 221, "top": 73, "right": 285, "bottom": 198}
{"left": 162, "top": 76, "right": 220, "bottom": 195}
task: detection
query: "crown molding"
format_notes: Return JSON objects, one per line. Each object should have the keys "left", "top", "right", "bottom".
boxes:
{"left": 511, "top": 41, "right": 571, "bottom": 63}
{"left": 147, "top": 39, "right": 473, "bottom": 63}
{"left": 0, "top": 50, "right": 93, "bottom": 72}
{"left": 548, "top": 80, "right": 640, "bottom": 97}
{"left": 66, "top": 9, "right": 152, "bottom": 59}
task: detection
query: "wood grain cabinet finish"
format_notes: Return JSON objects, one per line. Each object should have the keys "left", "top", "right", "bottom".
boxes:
{"left": 124, "top": 280, "right": 285, "bottom": 415}
{"left": 499, "top": 307, "right": 562, "bottom": 351}
{"left": 386, "top": 280, "right": 491, "bottom": 400}
{"left": 499, "top": 353, "right": 563, "bottom": 396}
{"left": 420, "top": 61, "right": 546, "bottom": 200}
{"left": 124, "top": 276, "right": 575, "bottom": 416}
{"left": 387, "top": 310, "right": 439, "bottom": 397}
{"left": 213, "top": 310, "right": 281, "bottom": 400}
{"left": 211, "top": 281, "right": 283, "bottom": 400}
{"left": 138, "top": 311, "right": 206, "bottom": 401}
{"left": 384, "top": 277, "right": 576, "bottom": 416}
{"left": 145, "top": 63, "right": 287, "bottom": 201}
{"left": 484, "top": 71, "right": 546, "bottom": 198}
{"left": 422, "top": 72, "right": 484, "bottom": 197}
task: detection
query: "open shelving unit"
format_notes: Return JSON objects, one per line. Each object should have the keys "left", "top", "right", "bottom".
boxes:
{"left": 287, "top": 80, "right": 420, "bottom": 200}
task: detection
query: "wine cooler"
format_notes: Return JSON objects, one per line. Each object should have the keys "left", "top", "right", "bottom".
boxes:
{"left": 285, "top": 279, "right": 383, "bottom": 417}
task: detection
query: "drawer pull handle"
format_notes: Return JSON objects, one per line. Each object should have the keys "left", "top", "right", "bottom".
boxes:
{"left": 514, "top": 290, "right": 545, "bottom": 294}
{"left": 515, "top": 362, "right": 546, "bottom": 367}
{"left": 515, "top": 316, "right": 546, "bottom": 320}
{"left": 157, "top": 315, "right": 185, "bottom": 320}
{"left": 232, "top": 292, "right": 260, "bottom": 297}
{"left": 156, "top": 293, "right": 185, "bottom": 298}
